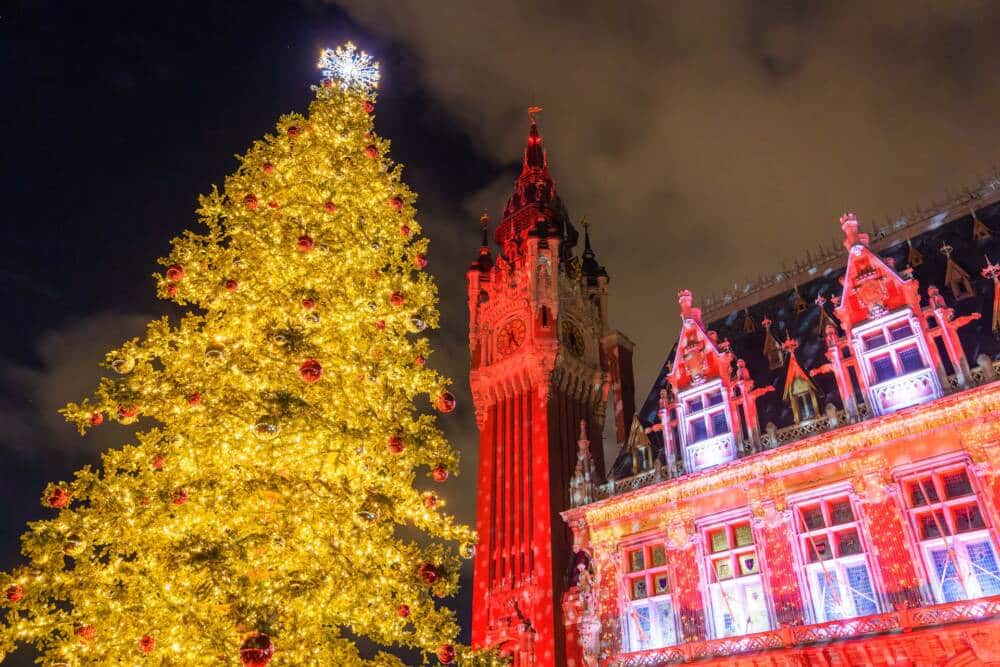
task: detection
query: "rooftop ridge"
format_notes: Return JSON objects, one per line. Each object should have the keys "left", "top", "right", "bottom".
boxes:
{"left": 701, "top": 170, "right": 1000, "bottom": 321}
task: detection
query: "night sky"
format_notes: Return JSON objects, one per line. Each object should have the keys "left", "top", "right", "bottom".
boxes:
{"left": 4, "top": 1, "right": 1000, "bottom": 662}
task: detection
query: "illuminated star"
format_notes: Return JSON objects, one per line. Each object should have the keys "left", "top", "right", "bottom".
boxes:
{"left": 318, "top": 42, "right": 381, "bottom": 92}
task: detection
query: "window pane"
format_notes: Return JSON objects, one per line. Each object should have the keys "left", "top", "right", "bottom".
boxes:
{"left": 864, "top": 331, "right": 888, "bottom": 350}
{"left": 931, "top": 549, "right": 965, "bottom": 602}
{"left": 872, "top": 355, "right": 896, "bottom": 382}
{"left": 830, "top": 500, "right": 855, "bottom": 525}
{"left": 655, "top": 602, "right": 677, "bottom": 647}
{"left": 714, "top": 559, "right": 733, "bottom": 581}
{"left": 734, "top": 523, "right": 754, "bottom": 547}
{"left": 899, "top": 346, "right": 925, "bottom": 374}
{"left": 636, "top": 605, "right": 651, "bottom": 632}
{"left": 943, "top": 471, "right": 973, "bottom": 499}
{"left": 802, "top": 506, "right": 826, "bottom": 531}
{"left": 686, "top": 396, "right": 704, "bottom": 413}
{"left": 955, "top": 505, "right": 986, "bottom": 533}
{"left": 691, "top": 418, "right": 708, "bottom": 443}
{"left": 654, "top": 574, "right": 669, "bottom": 595}
{"left": 745, "top": 581, "right": 769, "bottom": 633}
{"left": 738, "top": 551, "right": 759, "bottom": 576}
{"left": 889, "top": 321, "right": 914, "bottom": 341}
{"left": 837, "top": 529, "right": 862, "bottom": 556}
{"left": 816, "top": 570, "right": 842, "bottom": 621}
{"left": 910, "top": 480, "right": 939, "bottom": 506}
{"left": 846, "top": 565, "right": 878, "bottom": 616}
{"left": 920, "top": 511, "right": 950, "bottom": 540}
{"left": 710, "top": 411, "right": 729, "bottom": 435}
{"left": 808, "top": 536, "right": 832, "bottom": 562}
{"left": 710, "top": 529, "right": 729, "bottom": 553}
{"left": 629, "top": 550, "right": 645, "bottom": 572}
{"left": 651, "top": 545, "right": 667, "bottom": 567}
{"left": 707, "top": 390, "right": 724, "bottom": 407}
{"left": 967, "top": 541, "right": 1000, "bottom": 597}
{"left": 632, "top": 577, "right": 648, "bottom": 600}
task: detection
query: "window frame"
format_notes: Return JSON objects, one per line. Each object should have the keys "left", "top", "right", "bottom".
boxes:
{"left": 621, "top": 540, "right": 678, "bottom": 652}
{"left": 899, "top": 462, "right": 1000, "bottom": 603}
{"left": 854, "top": 312, "right": 928, "bottom": 387}
{"left": 698, "top": 513, "right": 771, "bottom": 639}
{"left": 790, "top": 492, "right": 881, "bottom": 623}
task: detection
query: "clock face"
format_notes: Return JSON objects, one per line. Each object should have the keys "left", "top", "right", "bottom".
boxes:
{"left": 496, "top": 318, "right": 526, "bottom": 357}
{"left": 561, "top": 321, "right": 586, "bottom": 358}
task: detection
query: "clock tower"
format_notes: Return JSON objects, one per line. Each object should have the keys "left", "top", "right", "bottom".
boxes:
{"left": 467, "top": 112, "right": 635, "bottom": 666}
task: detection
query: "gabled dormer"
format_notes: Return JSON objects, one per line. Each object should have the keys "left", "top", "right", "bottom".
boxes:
{"left": 833, "top": 213, "right": 942, "bottom": 415}
{"left": 666, "top": 290, "right": 740, "bottom": 472}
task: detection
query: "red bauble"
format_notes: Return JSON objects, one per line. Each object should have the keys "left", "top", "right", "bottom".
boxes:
{"left": 138, "top": 635, "right": 156, "bottom": 654}
{"left": 89, "top": 412, "right": 104, "bottom": 426}
{"left": 432, "top": 466, "right": 449, "bottom": 483}
{"left": 268, "top": 201, "right": 279, "bottom": 209}
{"left": 390, "top": 291, "right": 405, "bottom": 308}
{"left": 297, "top": 235, "right": 314, "bottom": 252}
{"left": 436, "top": 391, "right": 457, "bottom": 414}
{"left": 299, "top": 358, "right": 323, "bottom": 383}
{"left": 118, "top": 404, "right": 139, "bottom": 419}
{"left": 418, "top": 562, "right": 439, "bottom": 585}
{"left": 287, "top": 125, "right": 301, "bottom": 137}
{"left": 400, "top": 224, "right": 411, "bottom": 237}
{"left": 415, "top": 355, "right": 426, "bottom": 367}
{"left": 152, "top": 455, "right": 166, "bottom": 470}
{"left": 364, "top": 100, "right": 375, "bottom": 114}
{"left": 396, "top": 603, "right": 410, "bottom": 618}
{"left": 225, "top": 279, "right": 239, "bottom": 292}
{"left": 365, "top": 144, "right": 378, "bottom": 159}
{"left": 390, "top": 196, "right": 404, "bottom": 211}
{"left": 422, "top": 492, "right": 437, "bottom": 509}
{"left": 301, "top": 298, "right": 316, "bottom": 310}
{"left": 413, "top": 253, "right": 428, "bottom": 270}
{"left": 375, "top": 320, "right": 386, "bottom": 330}
{"left": 244, "top": 193, "right": 259, "bottom": 209}
{"left": 5, "top": 584, "right": 23, "bottom": 602}
{"left": 165, "top": 264, "right": 185, "bottom": 282}
{"left": 47, "top": 487, "right": 71, "bottom": 508}
{"left": 240, "top": 633, "right": 275, "bottom": 667}
{"left": 437, "top": 644, "right": 456, "bottom": 665}
{"left": 262, "top": 163, "right": 274, "bottom": 174}
{"left": 172, "top": 488, "right": 188, "bottom": 506}
{"left": 166, "top": 284, "right": 178, "bottom": 297}
{"left": 324, "top": 201, "right": 336, "bottom": 212}
{"left": 186, "top": 392, "right": 202, "bottom": 406}
{"left": 322, "top": 78, "right": 334, "bottom": 88}
{"left": 75, "top": 625, "right": 95, "bottom": 643}
{"left": 387, "top": 435, "right": 405, "bottom": 455}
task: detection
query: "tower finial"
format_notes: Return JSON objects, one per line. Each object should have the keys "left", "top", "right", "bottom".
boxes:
{"left": 480, "top": 210, "right": 490, "bottom": 247}
{"left": 528, "top": 105, "right": 543, "bottom": 124}
{"left": 523, "top": 106, "right": 546, "bottom": 171}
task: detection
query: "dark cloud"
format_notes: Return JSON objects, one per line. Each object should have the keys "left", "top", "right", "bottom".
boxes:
{"left": 340, "top": 0, "right": 1000, "bottom": 400}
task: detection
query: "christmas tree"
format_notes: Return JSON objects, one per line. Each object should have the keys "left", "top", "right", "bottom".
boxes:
{"left": 0, "top": 44, "right": 482, "bottom": 666}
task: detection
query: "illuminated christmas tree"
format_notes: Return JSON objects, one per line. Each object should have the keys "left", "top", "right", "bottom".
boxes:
{"left": 0, "top": 44, "right": 485, "bottom": 666}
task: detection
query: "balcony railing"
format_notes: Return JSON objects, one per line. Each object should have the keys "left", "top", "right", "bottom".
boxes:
{"left": 607, "top": 594, "right": 1000, "bottom": 666}
{"left": 600, "top": 359, "right": 1000, "bottom": 500}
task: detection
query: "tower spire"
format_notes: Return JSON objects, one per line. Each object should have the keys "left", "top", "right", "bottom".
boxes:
{"left": 580, "top": 217, "right": 608, "bottom": 283}
{"left": 524, "top": 105, "right": 547, "bottom": 173}
{"left": 471, "top": 210, "right": 493, "bottom": 275}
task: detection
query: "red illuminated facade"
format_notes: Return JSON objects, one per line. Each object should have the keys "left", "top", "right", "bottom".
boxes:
{"left": 469, "top": 116, "right": 1000, "bottom": 666}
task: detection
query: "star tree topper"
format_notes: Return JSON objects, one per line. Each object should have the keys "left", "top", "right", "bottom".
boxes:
{"left": 318, "top": 41, "right": 381, "bottom": 92}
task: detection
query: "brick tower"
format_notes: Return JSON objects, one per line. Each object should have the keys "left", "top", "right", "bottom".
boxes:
{"left": 467, "top": 111, "right": 635, "bottom": 666}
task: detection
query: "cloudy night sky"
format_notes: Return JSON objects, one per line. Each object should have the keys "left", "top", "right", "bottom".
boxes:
{"left": 3, "top": 0, "right": 1000, "bottom": 661}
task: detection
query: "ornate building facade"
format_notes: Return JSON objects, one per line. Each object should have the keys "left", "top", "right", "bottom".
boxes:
{"left": 468, "top": 115, "right": 1000, "bottom": 666}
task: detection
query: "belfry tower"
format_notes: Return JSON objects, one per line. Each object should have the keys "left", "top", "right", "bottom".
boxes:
{"left": 467, "top": 111, "right": 635, "bottom": 666}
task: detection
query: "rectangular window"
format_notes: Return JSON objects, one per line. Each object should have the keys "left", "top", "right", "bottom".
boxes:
{"left": 706, "top": 390, "right": 724, "bottom": 407}
{"left": 872, "top": 355, "right": 896, "bottom": 382}
{"left": 904, "top": 465, "right": 1000, "bottom": 603}
{"left": 690, "top": 418, "right": 708, "bottom": 443}
{"left": 702, "top": 517, "right": 770, "bottom": 638}
{"left": 710, "top": 411, "right": 729, "bottom": 436}
{"left": 795, "top": 495, "right": 879, "bottom": 623}
{"left": 899, "top": 346, "right": 925, "bottom": 374}
{"left": 686, "top": 396, "right": 704, "bottom": 413}
{"left": 864, "top": 331, "right": 888, "bottom": 350}
{"left": 624, "top": 540, "right": 677, "bottom": 651}
{"left": 889, "top": 321, "right": 914, "bottom": 341}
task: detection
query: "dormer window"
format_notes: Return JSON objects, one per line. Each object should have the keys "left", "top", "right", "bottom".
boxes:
{"left": 677, "top": 380, "right": 737, "bottom": 472}
{"left": 684, "top": 391, "right": 729, "bottom": 445}
{"left": 852, "top": 310, "right": 941, "bottom": 415}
